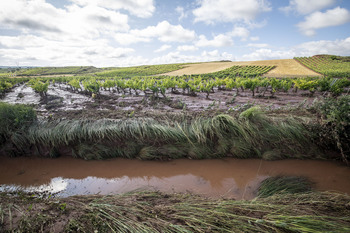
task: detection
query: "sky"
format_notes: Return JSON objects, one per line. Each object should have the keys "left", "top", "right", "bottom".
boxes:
{"left": 0, "top": 0, "right": 350, "bottom": 67}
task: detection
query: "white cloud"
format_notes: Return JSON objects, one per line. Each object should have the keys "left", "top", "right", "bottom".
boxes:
{"left": 241, "top": 37, "right": 350, "bottom": 61}
{"left": 297, "top": 7, "right": 350, "bottom": 36}
{"left": 130, "top": 21, "right": 196, "bottom": 43}
{"left": 69, "top": 0, "right": 155, "bottom": 18}
{"left": 0, "top": 34, "right": 135, "bottom": 67}
{"left": 280, "top": 0, "right": 336, "bottom": 15}
{"left": 247, "top": 43, "right": 269, "bottom": 48}
{"left": 250, "top": 36, "right": 260, "bottom": 41}
{"left": 242, "top": 48, "right": 295, "bottom": 60}
{"left": 202, "top": 50, "right": 218, "bottom": 57}
{"left": 149, "top": 50, "right": 233, "bottom": 65}
{"left": 229, "top": 27, "right": 250, "bottom": 40}
{"left": 295, "top": 37, "right": 350, "bottom": 56}
{"left": 114, "top": 33, "right": 150, "bottom": 45}
{"left": 176, "top": 6, "right": 187, "bottom": 21}
{"left": 193, "top": 0, "right": 271, "bottom": 24}
{"left": 196, "top": 34, "right": 233, "bottom": 47}
{"left": 154, "top": 45, "right": 172, "bottom": 53}
{"left": 177, "top": 45, "right": 198, "bottom": 52}
{"left": 0, "top": 0, "right": 130, "bottom": 39}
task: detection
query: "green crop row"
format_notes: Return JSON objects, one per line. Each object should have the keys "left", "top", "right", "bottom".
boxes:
{"left": 193, "top": 65, "right": 275, "bottom": 79}
{"left": 295, "top": 55, "right": 350, "bottom": 78}
{"left": 57, "top": 76, "right": 350, "bottom": 98}
{"left": 27, "top": 78, "right": 49, "bottom": 97}
{"left": 0, "top": 77, "right": 30, "bottom": 95}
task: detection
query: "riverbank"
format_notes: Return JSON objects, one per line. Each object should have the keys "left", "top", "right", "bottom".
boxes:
{"left": 1, "top": 96, "right": 349, "bottom": 163}
{"left": 1, "top": 189, "right": 349, "bottom": 232}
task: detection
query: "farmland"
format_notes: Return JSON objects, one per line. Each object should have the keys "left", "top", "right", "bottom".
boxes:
{"left": 164, "top": 59, "right": 321, "bottom": 77}
{"left": 0, "top": 56, "right": 350, "bottom": 232}
{"left": 295, "top": 55, "right": 350, "bottom": 78}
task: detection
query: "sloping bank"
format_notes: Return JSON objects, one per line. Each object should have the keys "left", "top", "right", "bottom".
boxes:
{"left": 0, "top": 96, "right": 349, "bottom": 163}
{"left": 0, "top": 177, "right": 349, "bottom": 232}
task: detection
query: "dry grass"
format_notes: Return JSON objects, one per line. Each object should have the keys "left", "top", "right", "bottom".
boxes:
{"left": 163, "top": 59, "right": 321, "bottom": 77}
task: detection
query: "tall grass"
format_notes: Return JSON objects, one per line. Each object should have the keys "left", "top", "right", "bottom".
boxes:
{"left": 0, "top": 102, "right": 36, "bottom": 147}
{"left": 258, "top": 176, "right": 313, "bottom": 198}
{"left": 1, "top": 106, "right": 323, "bottom": 160}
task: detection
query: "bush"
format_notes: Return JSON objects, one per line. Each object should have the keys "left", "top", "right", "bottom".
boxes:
{"left": 312, "top": 95, "right": 350, "bottom": 164}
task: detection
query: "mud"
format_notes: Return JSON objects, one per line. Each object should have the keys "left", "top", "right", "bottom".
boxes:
{"left": 1, "top": 83, "right": 324, "bottom": 120}
{"left": 0, "top": 157, "right": 349, "bottom": 200}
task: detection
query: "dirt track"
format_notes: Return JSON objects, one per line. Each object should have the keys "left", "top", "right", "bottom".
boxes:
{"left": 163, "top": 59, "right": 321, "bottom": 77}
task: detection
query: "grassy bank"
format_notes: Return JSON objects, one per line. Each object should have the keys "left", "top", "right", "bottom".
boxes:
{"left": 0, "top": 95, "right": 349, "bottom": 163}
{"left": 0, "top": 190, "right": 349, "bottom": 232}
{"left": 1, "top": 106, "right": 318, "bottom": 160}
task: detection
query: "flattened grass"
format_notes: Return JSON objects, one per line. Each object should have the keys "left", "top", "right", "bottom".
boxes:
{"left": 0, "top": 191, "right": 349, "bottom": 232}
{"left": 3, "top": 107, "right": 321, "bottom": 160}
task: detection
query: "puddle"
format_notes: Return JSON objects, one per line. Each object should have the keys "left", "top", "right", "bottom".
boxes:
{"left": 45, "top": 84, "right": 91, "bottom": 111}
{"left": 0, "top": 157, "right": 349, "bottom": 199}
{"left": 1, "top": 84, "right": 40, "bottom": 104}
{"left": 1, "top": 84, "right": 92, "bottom": 111}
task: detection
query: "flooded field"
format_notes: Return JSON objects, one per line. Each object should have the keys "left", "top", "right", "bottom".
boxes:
{"left": 1, "top": 82, "right": 321, "bottom": 120}
{"left": 0, "top": 157, "right": 349, "bottom": 199}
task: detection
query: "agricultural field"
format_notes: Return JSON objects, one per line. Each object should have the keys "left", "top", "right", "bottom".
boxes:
{"left": 163, "top": 59, "right": 321, "bottom": 77}
{"left": 1, "top": 56, "right": 350, "bottom": 232}
{"left": 295, "top": 55, "right": 350, "bottom": 78}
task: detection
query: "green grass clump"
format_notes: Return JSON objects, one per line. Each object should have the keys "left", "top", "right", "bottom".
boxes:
{"left": 0, "top": 102, "right": 36, "bottom": 145}
{"left": 0, "top": 191, "right": 349, "bottom": 232}
{"left": 258, "top": 176, "right": 313, "bottom": 198}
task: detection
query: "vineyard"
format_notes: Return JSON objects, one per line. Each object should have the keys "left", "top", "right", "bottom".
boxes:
{"left": 1, "top": 58, "right": 350, "bottom": 232}
{"left": 0, "top": 63, "right": 187, "bottom": 77}
{"left": 95, "top": 63, "right": 187, "bottom": 77}
{"left": 1, "top": 72, "right": 348, "bottom": 101}
{"left": 294, "top": 55, "right": 350, "bottom": 78}
{"left": 0, "top": 60, "right": 349, "bottom": 162}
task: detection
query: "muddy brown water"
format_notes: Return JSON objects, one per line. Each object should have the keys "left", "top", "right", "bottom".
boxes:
{"left": 0, "top": 157, "right": 349, "bottom": 199}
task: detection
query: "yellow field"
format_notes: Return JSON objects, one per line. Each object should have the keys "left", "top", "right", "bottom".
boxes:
{"left": 162, "top": 59, "right": 321, "bottom": 77}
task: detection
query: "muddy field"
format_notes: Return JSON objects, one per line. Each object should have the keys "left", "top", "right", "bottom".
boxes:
{"left": 1, "top": 82, "right": 322, "bottom": 120}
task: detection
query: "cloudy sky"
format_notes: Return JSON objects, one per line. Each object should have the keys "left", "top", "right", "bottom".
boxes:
{"left": 0, "top": 0, "right": 350, "bottom": 67}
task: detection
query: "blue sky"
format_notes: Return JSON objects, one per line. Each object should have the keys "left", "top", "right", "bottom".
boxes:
{"left": 0, "top": 0, "right": 349, "bottom": 67}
